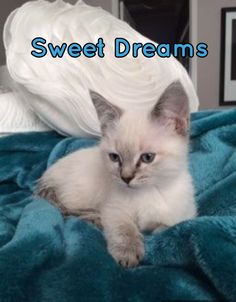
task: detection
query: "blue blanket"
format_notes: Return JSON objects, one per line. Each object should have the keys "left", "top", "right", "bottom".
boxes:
{"left": 0, "top": 109, "right": 236, "bottom": 301}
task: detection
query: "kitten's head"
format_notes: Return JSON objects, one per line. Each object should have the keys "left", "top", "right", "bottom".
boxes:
{"left": 90, "top": 81, "right": 190, "bottom": 189}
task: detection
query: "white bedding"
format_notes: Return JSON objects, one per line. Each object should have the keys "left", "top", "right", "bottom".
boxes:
{"left": 3, "top": 0, "right": 199, "bottom": 137}
{"left": 0, "top": 66, "right": 49, "bottom": 135}
{"left": 0, "top": 90, "right": 49, "bottom": 135}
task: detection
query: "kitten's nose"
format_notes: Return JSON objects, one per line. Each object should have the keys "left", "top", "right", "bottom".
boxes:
{"left": 121, "top": 176, "right": 133, "bottom": 184}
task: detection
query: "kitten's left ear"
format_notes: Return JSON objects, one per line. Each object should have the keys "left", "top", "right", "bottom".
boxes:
{"left": 151, "top": 81, "right": 189, "bottom": 136}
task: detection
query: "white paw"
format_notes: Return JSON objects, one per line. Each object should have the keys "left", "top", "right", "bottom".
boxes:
{"left": 109, "top": 235, "right": 144, "bottom": 268}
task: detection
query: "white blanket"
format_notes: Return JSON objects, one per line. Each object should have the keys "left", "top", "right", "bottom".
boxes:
{"left": 4, "top": 0, "right": 199, "bottom": 137}
{"left": 0, "top": 66, "right": 49, "bottom": 135}
{"left": 0, "top": 90, "right": 49, "bottom": 135}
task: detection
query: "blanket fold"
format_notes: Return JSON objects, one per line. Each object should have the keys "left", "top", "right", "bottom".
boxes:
{"left": 0, "top": 109, "right": 236, "bottom": 301}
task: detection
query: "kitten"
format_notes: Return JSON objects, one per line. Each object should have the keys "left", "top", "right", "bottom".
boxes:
{"left": 37, "top": 81, "right": 196, "bottom": 267}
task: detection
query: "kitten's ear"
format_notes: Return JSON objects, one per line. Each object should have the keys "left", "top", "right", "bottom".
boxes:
{"left": 90, "top": 90, "right": 123, "bottom": 134}
{"left": 151, "top": 81, "right": 189, "bottom": 136}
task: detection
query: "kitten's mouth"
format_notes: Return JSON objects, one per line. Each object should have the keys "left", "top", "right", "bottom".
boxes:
{"left": 117, "top": 179, "right": 135, "bottom": 189}
{"left": 126, "top": 184, "right": 135, "bottom": 189}
{"left": 125, "top": 182, "right": 141, "bottom": 190}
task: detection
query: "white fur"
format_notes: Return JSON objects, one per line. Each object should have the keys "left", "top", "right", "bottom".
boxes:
{"left": 39, "top": 109, "right": 196, "bottom": 266}
{"left": 39, "top": 83, "right": 196, "bottom": 267}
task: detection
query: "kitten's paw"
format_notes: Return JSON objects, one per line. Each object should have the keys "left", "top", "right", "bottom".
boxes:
{"left": 109, "top": 235, "right": 144, "bottom": 268}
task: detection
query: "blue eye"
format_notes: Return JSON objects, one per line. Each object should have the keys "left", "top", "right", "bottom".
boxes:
{"left": 140, "top": 153, "right": 156, "bottom": 163}
{"left": 109, "top": 153, "right": 120, "bottom": 163}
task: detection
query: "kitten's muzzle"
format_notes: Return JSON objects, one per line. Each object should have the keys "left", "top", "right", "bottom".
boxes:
{"left": 120, "top": 167, "right": 136, "bottom": 185}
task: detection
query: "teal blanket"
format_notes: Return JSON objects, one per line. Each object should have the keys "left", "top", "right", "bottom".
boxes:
{"left": 0, "top": 109, "right": 236, "bottom": 301}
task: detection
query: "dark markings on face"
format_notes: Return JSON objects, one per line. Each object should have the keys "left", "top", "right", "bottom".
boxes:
{"left": 108, "top": 148, "right": 156, "bottom": 185}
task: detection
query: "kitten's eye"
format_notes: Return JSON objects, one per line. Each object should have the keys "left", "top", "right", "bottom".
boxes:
{"left": 140, "top": 153, "right": 156, "bottom": 164}
{"left": 109, "top": 153, "right": 120, "bottom": 163}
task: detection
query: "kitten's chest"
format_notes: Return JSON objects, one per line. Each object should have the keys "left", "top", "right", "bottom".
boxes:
{"left": 133, "top": 188, "right": 169, "bottom": 232}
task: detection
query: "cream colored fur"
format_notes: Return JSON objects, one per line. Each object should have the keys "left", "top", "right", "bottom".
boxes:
{"left": 38, "top": 81, "right": 196, "bottom": 267}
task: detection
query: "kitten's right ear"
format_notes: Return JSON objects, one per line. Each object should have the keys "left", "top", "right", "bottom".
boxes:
{"left": 90, "top": 90, "right": 123, "bottom": 134}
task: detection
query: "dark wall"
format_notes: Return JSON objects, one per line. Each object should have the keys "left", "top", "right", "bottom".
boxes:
{"left": 124, "top": 0, "right": 189, "bottom": 44}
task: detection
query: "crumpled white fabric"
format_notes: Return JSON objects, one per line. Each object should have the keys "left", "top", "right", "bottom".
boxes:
{"left": 0, "top": 65, "right": 49, "bottom": 135}
{"left": 0, "top": 90, "right": 49, "bottom": 135}
{"left": 4, "top": 0, "right": 199, "bottom": 137}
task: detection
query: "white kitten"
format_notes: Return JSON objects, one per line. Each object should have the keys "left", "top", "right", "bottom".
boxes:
{"left": 37, "top": 81, "right": 196, "bottom": 267}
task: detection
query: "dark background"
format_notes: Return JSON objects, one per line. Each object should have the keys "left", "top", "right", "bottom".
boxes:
{"left": 123, "top": 0, "right": 190, "bottom": 69}
{"left": 123, "top": 0, "right": 189, "bottom": 44}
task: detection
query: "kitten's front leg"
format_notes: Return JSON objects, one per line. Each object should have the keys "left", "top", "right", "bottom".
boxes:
{"left": 101, "top": 206, "right": 144, "bottom": 268}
